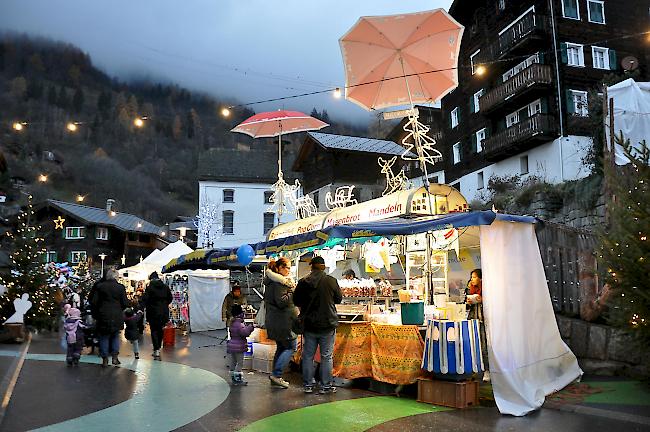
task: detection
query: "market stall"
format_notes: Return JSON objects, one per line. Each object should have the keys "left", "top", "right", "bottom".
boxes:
{"left": 262, "top": 187, "right": 581, "bottom": 416}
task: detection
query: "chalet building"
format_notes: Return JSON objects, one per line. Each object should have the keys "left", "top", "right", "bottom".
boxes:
{"left": 197, "top": 146, "right": 297, "bottom": 248}
{"left": 36, "top": 199, "right": 166, "bottom": 270}
{"left": 294, "top": 132, "right": 417, "bottom": 210}
{"left": 425, "top": 0, "right": 649, "bottom": 201}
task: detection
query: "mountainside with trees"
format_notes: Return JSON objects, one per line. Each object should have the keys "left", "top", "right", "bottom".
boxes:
{"left": 0, "top": 34, "right": 365, "bottom": 224}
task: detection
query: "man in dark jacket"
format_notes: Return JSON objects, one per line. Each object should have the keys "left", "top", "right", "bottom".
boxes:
{"left": 222, "top": 283, "right": 247, "bottom": 327}
{"left": 89, "top": 268, "right": 128, "bottom": 367}
{"left": 293, "top": 256, "right": 342, "bottom": 394}
{"left": 143, "top": 272, "right": 172, "bottom": 360}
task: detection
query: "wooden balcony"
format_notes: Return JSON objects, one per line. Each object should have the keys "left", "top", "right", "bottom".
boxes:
{"left": 482, "top": 114, "right": 558, "bottom": 161}
{"left": 484, "top": 12, "right": 548, "bottom": 60}
{"left": 480, "top": 64, "right": 553, "bottom": 113}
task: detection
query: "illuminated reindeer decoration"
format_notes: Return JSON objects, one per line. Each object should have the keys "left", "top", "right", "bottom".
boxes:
{"left": 325, "top": 185, "right": 358, "bottom": 210}
{"left": 378, "top": 156, "right": 411, "bottom": 196}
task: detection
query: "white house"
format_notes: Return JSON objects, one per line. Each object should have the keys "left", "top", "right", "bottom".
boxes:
{"left": 197, "top": 147, "right": 297, "bottom": 249}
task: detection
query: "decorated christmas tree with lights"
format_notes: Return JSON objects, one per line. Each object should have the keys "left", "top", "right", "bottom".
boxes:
{"left": 69, "top": 259, "right": 94, "bottom": 303}
{"left": 0, "top": 196, "right": 58, "bottom": 329}
{"left": 600, "top": 134, "right": 650, "bottom": 348}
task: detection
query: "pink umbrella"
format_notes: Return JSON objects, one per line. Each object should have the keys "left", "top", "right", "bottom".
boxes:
{"left": 231, "top": 110, "right": 328, "bottom": 177}
{"left": 339, "top": 9, "right": 464, "bottom": 111}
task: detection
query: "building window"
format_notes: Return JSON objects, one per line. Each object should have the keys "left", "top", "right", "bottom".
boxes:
{"left": 313, "top": 192, "right": 319, "bottom": 209}
{"left": 223, "top": 189, "right": 234, "bottom": 203}
{"left": 566, "top": 43, "right": 585, "bottom": 67}
{"left": 96, "top": 226, "right": 109, "bottom": 240}
{"left": 264, "top": 191, "right": 273, "bottom": 204}
{"left": 587, "top": 0, "right": 605, "bottom": 24}
{"left": 472, "top": 89, "right": 484, "bottom": 113}
{"left": 528, "top": 99, "right": 542, "bottom": 116}
{"left": 263, "top": 212, "right": 275, "bottom": 234}
{"left": 70, "top": 251, "right": 87, "bottom": 264}
{"left": 497, "top": 0, "right": 505, "bottom": 11}
{"left": 561, "top": 0, "right": 580, "bottom": 19}
{"left": 46, "top": 251, "right": 57, "bottom": 262}
{"left": 520, "top": 155, "right": 529, "bottom": 174}
{"left": 476, "top": 128, "right": 486, "bottom": 153}
{"left": 470, "top": 50, "right": 481, "bottom": 75}
{"left": 502, "top": 53, "right": 540, "bottom": 82}
{"left": 570, "top": 90, "right": 589, "bottom": 116}
{"left": 430, "top": 176, "right": 439, "bottom": 184}
{"left": 477, "top": 172, "right": 484, "bottom": 190}
{"left": 65, "top": 227, "right": 86, "bottom": 239}
{"left": 592, "top": 46, "right": 609, "bottom": 69}
{"left": 450, "top": 107, "right": 459, "bottom": 128}
{"left": 506, "top": 111, "right": 520, "bottom": 128}
{"left": 222, "top": 211, "right": 234, "bottom": 234}
{"left": 452, "top": 142, "right": 461, "bottom": 165}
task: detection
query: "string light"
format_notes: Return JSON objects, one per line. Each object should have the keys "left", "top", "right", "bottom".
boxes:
{"left": 333, "top": 88, "right": 342, "bottom": 98}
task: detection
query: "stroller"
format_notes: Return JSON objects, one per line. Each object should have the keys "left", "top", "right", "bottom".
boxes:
{"left": 81, "top": 300, "right": 99, "bottom": 354}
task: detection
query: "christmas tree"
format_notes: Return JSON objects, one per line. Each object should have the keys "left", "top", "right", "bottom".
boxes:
{"left": 599, "top": 134, "right": 650, "bottom": 347}
{"left": 69, "top": 259, "right": 94, "bottom": 303}
{"left": 0, "top": 196, "right": 58, "bottom": 330}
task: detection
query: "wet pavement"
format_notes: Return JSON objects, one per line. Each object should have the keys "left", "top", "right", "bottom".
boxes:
{"left": 0, "top": 329, "right": 648, "bottom": 432}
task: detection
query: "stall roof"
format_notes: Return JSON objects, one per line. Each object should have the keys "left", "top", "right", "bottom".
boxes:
{"left": 163, "top": 211, "right": 536, "bottom": 271}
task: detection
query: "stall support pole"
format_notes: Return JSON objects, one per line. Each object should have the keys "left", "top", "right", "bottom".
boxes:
{"left": 425, "top": 232, "right": 433, "bottom": 305}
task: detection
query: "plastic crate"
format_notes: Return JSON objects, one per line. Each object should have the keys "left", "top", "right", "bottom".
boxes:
{"left": 417, "top": 378, "right": 479, "bottom": 408}
{"left": 252, "top": 342, "right": 276, "bottom": 360}
{"left": 253, "top": 358, "right": 274, "bottom": 374}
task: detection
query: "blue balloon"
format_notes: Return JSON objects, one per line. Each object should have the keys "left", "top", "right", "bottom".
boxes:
{"left": 236, "top": 244, "right": 255, "bottom": 266}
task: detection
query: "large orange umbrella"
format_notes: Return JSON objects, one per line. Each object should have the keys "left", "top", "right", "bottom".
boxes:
{"left": 339, "top": 9, "right": 464, "bottom": 111}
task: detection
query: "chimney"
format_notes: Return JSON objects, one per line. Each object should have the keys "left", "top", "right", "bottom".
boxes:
{"left": 106, "top": 199, "right": 116, "bottom": 213}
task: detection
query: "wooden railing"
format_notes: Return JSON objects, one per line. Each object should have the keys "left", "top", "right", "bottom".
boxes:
{"left": 483, "top": 113, "right": 557, "bottom": 156}
{"left": 497, "top": 12, "right": 547, "bottom": 56}
{"left": 480, "top": 64, "right": 553, "bottom": 112}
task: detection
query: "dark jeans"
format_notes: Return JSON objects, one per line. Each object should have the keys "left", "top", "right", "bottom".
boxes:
{"left": 66, "top": 341, "right": 83, "bottom": 363}
{"left": 302, "top": 329, "right": 336, "bottom": 388}
{"left": 272, "top": 338, "right": 297, "bottom": 378}
{"left": 99, "top": 331, "right": 120, "bottom": 358}
{"left": 150, "top": 323, "right": 164, "bottom": 351}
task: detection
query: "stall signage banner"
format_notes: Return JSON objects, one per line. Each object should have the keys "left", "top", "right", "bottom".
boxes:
{"left": 324, "top": 194, "right": 404, "bottom": 228}
{"left": 267, "top": 215, "right": 324, "bottom": 240}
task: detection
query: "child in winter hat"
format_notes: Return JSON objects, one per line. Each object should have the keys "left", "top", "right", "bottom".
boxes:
{"left": 63, "top": 307, "right": 86, "bottom": 366}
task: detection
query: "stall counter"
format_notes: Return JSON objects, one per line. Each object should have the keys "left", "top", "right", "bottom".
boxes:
{"left": 333, "top": 322, "right": 425, "bottom": 385}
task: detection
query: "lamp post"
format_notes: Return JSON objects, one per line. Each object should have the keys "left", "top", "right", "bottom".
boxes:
{"left": 98, "top": 253, "right": 107, "bottom": 277}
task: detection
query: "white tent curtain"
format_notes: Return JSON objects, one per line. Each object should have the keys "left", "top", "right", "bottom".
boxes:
{"left": 480, "top": 220, "right": 583, "bottom": 416}
{"left": 187, "top": 272, "right": 230, "bottom": 332}
{"left": 606, "top": 79, "right": 650, "bottom": 165}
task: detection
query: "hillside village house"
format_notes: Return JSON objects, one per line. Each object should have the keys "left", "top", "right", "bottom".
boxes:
{"left": 36, "top": 199, "right": 166, "bottom": 270}
{"left": 197, "top": 146, "right": 297, "bottom": 249}
{"left": 294, "top": 132, "right": 419, "bottom": 209}
{"left": 401, "top": 0, "right": 649, "bottom": 201}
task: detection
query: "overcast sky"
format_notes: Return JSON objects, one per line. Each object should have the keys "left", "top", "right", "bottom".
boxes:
{"left": 0, "top": 0, "right": 452, "bottom": 123}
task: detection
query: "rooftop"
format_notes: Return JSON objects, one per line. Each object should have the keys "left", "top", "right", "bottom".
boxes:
{"left": 46, "top": 200, "right": 161, "bottom": 236}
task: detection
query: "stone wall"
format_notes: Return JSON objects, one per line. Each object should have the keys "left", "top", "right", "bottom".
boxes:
{"left": 556, "top": 314, "right": 649, "bottom": 378}
{"left": 531, "top": 192, "right": 606, "bottom": 231}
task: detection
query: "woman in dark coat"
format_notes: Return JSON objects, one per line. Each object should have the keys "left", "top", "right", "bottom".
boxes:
{"left": 263, "top": 257, "right": 297, "bottom": 389}
{"left": 89, "top": 268, "right": 128, "bottom": 367}
{"left": 143, "top": 272, "right": 172, "bottom": 361}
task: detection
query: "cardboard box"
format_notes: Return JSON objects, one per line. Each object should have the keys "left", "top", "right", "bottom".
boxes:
{"left": 253, "top": 358, "right": 274, "bottom": 373}
{"left": 252, "top": 342, "right": 276, "bottom": 360}
{"left": 417, "top": 378, "right": 479, "bottom": 409}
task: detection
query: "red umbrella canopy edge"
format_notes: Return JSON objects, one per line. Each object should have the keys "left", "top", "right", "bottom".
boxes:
{"left": 231, "top": 110, "right": 329, "bottom": 138}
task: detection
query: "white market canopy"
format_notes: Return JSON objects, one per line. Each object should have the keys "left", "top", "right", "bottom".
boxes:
{"left": 606, "top": 78, "right": 650, "bottom": 165}
{"left": 121, "top": 240, "right": 194, "bottom": 280}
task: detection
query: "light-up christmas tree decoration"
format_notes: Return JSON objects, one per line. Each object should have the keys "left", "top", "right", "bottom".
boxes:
{"left": 600, "top": 134, "right": 649, "bottom": 349}
{"left": 0, "top": 196, "right": 58, "bottom": 330}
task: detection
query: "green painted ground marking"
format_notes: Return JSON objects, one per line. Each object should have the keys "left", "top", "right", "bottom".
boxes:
{"left": 0, "top": 352, "right": 230, "bottom": 432}
{"left": 582, "top": 381, "right": 650, "bottom": 406}
{"left": 238, "top": 396, "right": 451, "bottom": 432}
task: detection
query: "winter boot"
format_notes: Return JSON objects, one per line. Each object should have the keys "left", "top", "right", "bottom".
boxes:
{"left": 236, "top": 371, "right": 248, "bottom": 386}
{"left": 101, "top": 357, "right": 109, "bottom": 368}
{"left": 111, "top": 355, "right": 121, "bottom": 365}
{"left": 230, "top": 371, "right": 239, "bottom": 386}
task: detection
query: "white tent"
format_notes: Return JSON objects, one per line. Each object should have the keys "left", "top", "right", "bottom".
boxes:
{"left": 606, "top": 79, "right": 650, "bottom": 165}
{"left": 121, "top": 241, "right": 193, "bottom": 280}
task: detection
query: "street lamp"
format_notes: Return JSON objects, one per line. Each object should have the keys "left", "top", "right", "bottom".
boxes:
{"left": 66, "top": 122, "right": 78, "bottom": 132}
{"left": 221, "top": 107, "right": 231, "bottom": 117}
{"left": 98, "top": 253, "right": 107, "bottom": 277}
{"left": 76, "top": 195, "right": 85, "bottom": 203}
{"left": 134, "top": 118, "right": 144, "bottom": 128}
{"left": 12, "top": 122, "right": 26, "bottom": 131}
{"left": 38, "top": 174, "right": 48, "bottom": 183}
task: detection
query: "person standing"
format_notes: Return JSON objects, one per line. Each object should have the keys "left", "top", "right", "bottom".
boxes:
{"left": 294, "top": 256, "right": 342, "bottom": 394}
{"left": 264, "top": 258, "right": 297, "bottom": 389}
{"left": 226, "top": 304, "right": 254, "bottom": 386}
{"left": 89, "top": 268, "right": 128, "bottom": 367}
{"left": 63, "top": 307, "right": 86, "bottom": 366}
{"left": 466, "top": 268, "right": 489, "bottom": 380}
{"left": 222, "top": 283, "right": 248, "bottom": 327}
{"left": 143, "top": 272, "right": 172, "bottom": 361}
